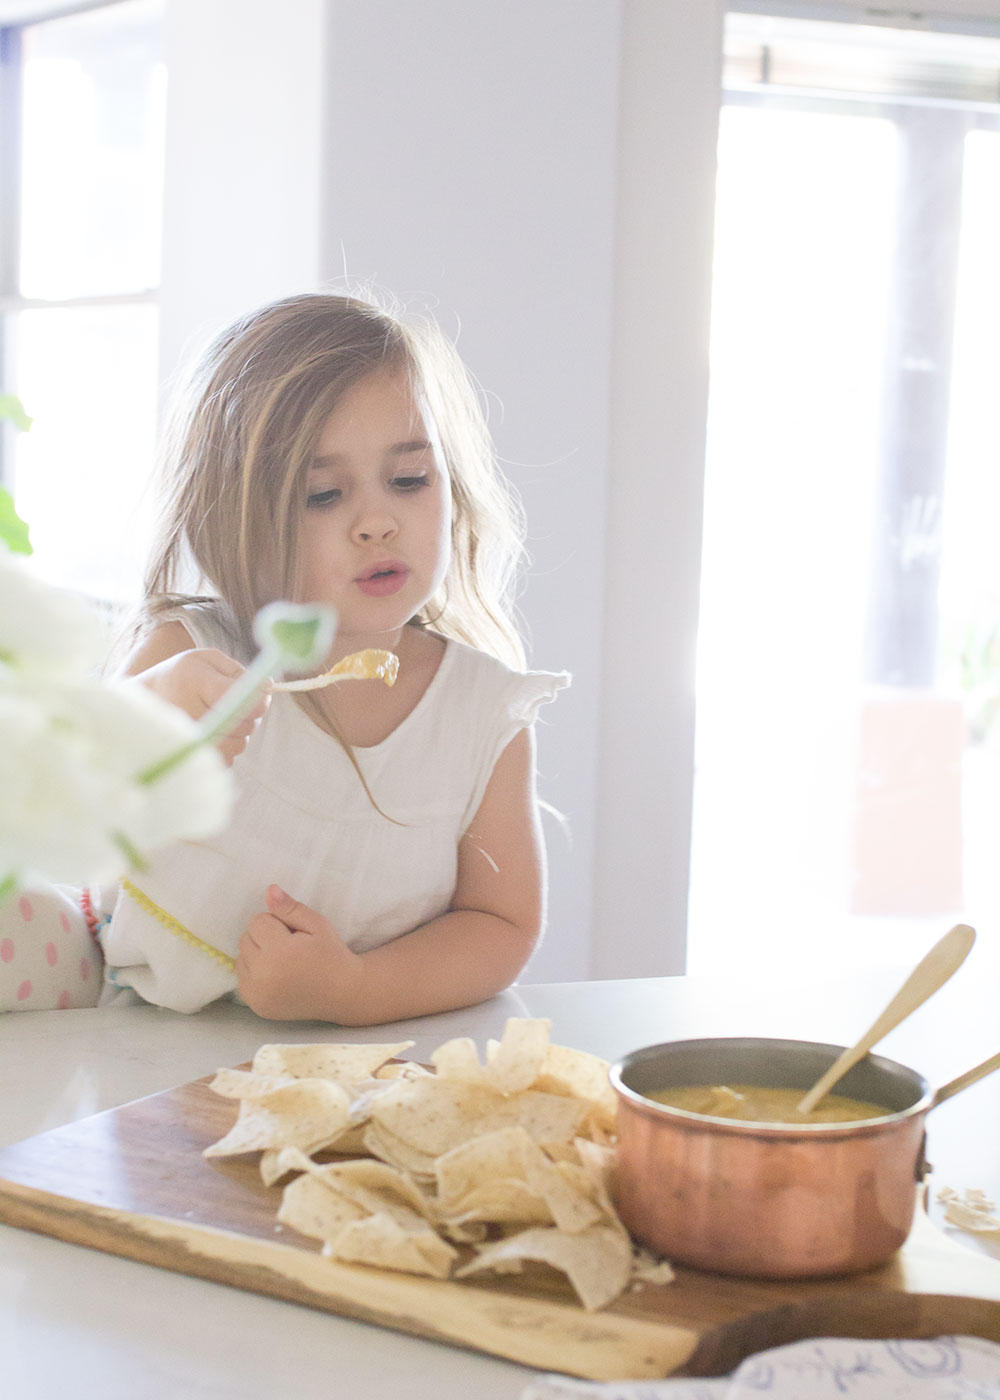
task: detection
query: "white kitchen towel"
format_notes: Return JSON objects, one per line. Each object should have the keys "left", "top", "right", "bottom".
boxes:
{"left": 522, "top": 1335, "right": 1000, "bottom": 1400}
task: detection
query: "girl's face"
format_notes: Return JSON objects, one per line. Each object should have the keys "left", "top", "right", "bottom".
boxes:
{"left": 297, "top": 369, "right": 452, "bottom": 648}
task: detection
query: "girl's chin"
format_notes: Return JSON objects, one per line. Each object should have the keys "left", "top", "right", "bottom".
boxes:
{"left": 326, "top": 615, "right": 411, "bottom": 651}
{"left": 301, "top": 585, "right": 431, "bottom": 645}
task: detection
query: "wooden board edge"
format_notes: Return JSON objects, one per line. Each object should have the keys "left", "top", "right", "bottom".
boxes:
{"left": 0, "top": 1177, "right": 699, "bottom": 1381}
{"left": 675, "top": 1290, "right": 1000, "bottom": 1378}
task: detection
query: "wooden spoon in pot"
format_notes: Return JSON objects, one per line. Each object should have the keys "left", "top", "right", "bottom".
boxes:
{"left": 796, "top": 922, "right": 976, "bottom": 1116}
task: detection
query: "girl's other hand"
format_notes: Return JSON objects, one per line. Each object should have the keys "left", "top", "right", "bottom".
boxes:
{"left": 236, "top": 885, "right": 360, "bottom": 1021}
{"left": 132, "top": 645, "right": 269, "bottom": 765}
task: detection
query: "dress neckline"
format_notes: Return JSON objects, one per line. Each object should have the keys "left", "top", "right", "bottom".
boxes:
{"left": 281, "top": 635, "right": 456, "bottom": 756}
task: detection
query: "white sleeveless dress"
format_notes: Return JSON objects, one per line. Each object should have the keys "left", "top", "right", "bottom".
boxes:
{"left": 100, "top": 604, "right": 569, "bottom": 1013}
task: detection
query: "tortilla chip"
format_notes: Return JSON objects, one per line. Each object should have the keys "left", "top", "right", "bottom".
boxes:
{"left": 202, "top": 1016, "right": 675, "bottom": 1311}
{"left": 322, "top": 1123, "right": 370, "bottom": 1155}
{"left": 434, "top": 1129, "right": 553, "bottom": 1226}
{"left": 434, "top": 1127, "right": 531, "bottom": 1206}
{"left": 944, "top": 1200, "right": 1000, "bottom": 1233}
{"left": 430, "top": 1018, "right": 555, "bottom": 1096}
{"left": 433, "top": 1127, "right": 602, "bottom": 1234}
{"left": 260, "top": 1149, "right": 289, "bottom": 1187}
{"left": 531, "top": 1043, "right": 618, "bottom": 1133}
{"left": 520, "top": 1145, "right": 605, "bottom": 1234}
{"left": 456, "top": 1223, "right": 633, "bottom": 1311}
{"left": 361, "top": 1122, "right": 439, "bottom": 1179}
{"left": 552, "top": 1159, "right": 615, "bottom": 1226}
{"left": 203, "top": 1079, "right": 351, "bottom": 1158}
{"left": 276, "top": 1148, "right": 452, "bottom": 1280}
{"left": 278, "top": 1171, "right": 366, "bottom": 1241}
{"left": 503, "top": 1089, "right": 589, "bottom": 1148}
{"left": 277, "top": 1151, "right": 433, "bottom": 1223}
{"left": 430, "top": 1037, "right": 490, "bottom": 1084}
{"left": 251, "top": 1041, "right": 414, "bottom": 1084}
{"left": 371, "top": 1078, "right": 505, "bottom": 1156}
{"left": 483, "top": 1017, "right": 552, "bottom": 1095}
{"left": 439, "top": 1218, "right": 489, "bottom": 1245}
{"left": 439, "top": 1183, "right": 552, "bottom": 1228}
{"left": 572, "top": 1137, "right": 628, "bottom": 1238}
{"left": 374, "top": 1060, "right": 430, "bottom": 1082}
{"left": 371, "top": 1076, "right": 587, "bottom": 1160}
{"left": 323, "top": 1213, "right": 457, "bottom": 1280}
{"left": 209, "top": 1068, "right": 295, "bottom": 1099}
{"left": 630, "top": 1249, "right": 677, "bottom": 1288}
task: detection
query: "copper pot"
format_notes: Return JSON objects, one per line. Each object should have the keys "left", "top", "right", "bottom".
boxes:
{"left": 610, "top": 1037, "right": 933, "bottom": 1280}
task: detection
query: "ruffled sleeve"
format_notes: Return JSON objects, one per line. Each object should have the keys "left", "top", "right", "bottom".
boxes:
{"left": 460, "top": 663, "right": 570, "bottom": 828}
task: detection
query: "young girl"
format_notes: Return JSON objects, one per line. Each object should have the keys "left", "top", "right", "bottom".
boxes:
{"left": 96, "top": 291, "right": 568, "bottom": 1023}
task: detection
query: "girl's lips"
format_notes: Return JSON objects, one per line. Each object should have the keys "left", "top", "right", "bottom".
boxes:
{"left": 355, "top": 563, "right": 409, "bottom": 597}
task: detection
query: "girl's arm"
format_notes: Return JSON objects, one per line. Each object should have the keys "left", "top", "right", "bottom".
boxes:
{"left": 124, "top": 621, "right": 267, "bottom": 765}
{"left": 235, "top": 727, "right": 545, "bottom": 1023}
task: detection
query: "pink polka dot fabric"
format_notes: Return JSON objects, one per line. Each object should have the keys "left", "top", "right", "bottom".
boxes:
{"left": 0, "top": 884, "right": 104, "bottom": 1012}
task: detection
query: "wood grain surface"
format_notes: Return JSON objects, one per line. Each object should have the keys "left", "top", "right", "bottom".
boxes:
{"left": 1, "top": 1070, "right": 999, "bottom": 1380}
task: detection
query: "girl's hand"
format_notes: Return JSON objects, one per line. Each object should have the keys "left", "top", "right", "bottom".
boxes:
{"left": 235, "top": 885, "right": 362, "bottom": 1021}
{"left": 133, "top": 647, "right": 268, "bottom": 765}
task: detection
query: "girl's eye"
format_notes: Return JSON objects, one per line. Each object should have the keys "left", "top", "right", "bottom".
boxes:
{"left": 306, "top": 488, "right": 341, "bottom": 508}
{"left": 391, "top": 475, "right": 429, "bottom": 492}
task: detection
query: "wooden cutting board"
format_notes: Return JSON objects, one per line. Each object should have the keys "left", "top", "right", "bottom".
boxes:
{"left": 1, "top": 1069, "right": 1000, "bottom": 1381}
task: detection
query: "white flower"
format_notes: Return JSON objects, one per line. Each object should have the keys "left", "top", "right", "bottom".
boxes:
{"left": 0, "top": 551, "right": 106, "bottom": 679}
{"left": 0, "top": 558, "right": 326, "bottom": 896}
{"left": 0, "top": 675, "right": 233, "bottom": 888}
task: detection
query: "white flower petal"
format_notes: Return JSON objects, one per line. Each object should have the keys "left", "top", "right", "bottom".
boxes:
{"left": 0, "top": 677, "right": 234, "bottom": 887}
{"left": 0, "top": 553, "right": 108, "bottom": 679}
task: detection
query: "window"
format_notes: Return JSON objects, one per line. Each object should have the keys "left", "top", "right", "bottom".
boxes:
{"left": 689, "top": 13, "right": 1000, "bottom": 972}
{"left": 0, "top": 0, "right": 165, "bottom": 602}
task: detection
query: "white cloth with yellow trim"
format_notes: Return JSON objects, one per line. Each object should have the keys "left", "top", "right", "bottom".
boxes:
{"left": 100, "top": 602, "right": 568, "bottom": 1014}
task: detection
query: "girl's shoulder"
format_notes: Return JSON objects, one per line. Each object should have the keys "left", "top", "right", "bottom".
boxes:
{"left": 152, "top": 599, "right": 248, "bottom": 660}
{"left": 124, "top": 618, "right": 197, "bottom": 675}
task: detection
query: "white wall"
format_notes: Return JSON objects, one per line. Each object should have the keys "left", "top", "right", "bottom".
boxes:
{"left": 154, "top": 0, "right": 725, "bottom": 984}
{"left": 159, "top": 0, "right": 327, "bottom": 377}
{"left": 311, "top": 0, "right": 727, "bottom": 981}
{"left": 594, "top": 2, "right": 723, "bottom": 977}
{"left": 316, "top": 0, "right": 622, "bottom": 983}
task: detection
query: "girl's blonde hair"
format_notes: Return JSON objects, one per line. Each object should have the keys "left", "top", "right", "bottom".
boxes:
{"left": 142, "top": 291, "right": 527, "bottom": 669}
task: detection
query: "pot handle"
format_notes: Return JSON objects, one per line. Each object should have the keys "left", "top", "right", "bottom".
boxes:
{"left": 930, "top": 1050, "right": 1000, "bottom": 1110}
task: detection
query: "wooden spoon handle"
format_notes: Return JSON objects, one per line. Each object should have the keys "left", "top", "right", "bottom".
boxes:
{"left": 931, "top": 1050, "right": 1000, "bottom": 1110}
{"left": 796, "top": 923, "right": 976, "bottom": 1115}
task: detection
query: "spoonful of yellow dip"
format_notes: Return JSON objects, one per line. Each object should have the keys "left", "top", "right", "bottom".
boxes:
{"left": 272, "top": 649, "right": 399, "bottom": 691}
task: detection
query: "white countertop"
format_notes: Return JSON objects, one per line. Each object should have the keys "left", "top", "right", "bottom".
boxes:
{"left": 2, "top": 965, "right": 998, "bottom": 1399}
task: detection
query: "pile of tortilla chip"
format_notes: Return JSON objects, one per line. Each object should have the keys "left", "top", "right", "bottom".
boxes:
{"left": 938, "top": 1185, "right": 1000, "bottom": 1235}
{"left": 203, "top": 1017, "right": 674, "bottom": 1310}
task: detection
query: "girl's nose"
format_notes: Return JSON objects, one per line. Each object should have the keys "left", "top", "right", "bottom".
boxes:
{"left": 351, "top": 504, "right": 398, "bottom": 544}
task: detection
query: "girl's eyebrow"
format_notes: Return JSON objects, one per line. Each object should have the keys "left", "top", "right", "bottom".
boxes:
{"left": 310, "top": 439, "right": 432, "bottom": 470}
{"left": 388, "top": 439, "right": 433, "bottom": 458}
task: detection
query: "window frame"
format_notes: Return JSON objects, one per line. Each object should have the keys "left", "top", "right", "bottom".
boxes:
{"left": 0, "top": 0, "right": 161, "bottom": 491}
{"left": 721, "top": 16, "right": 1000, "bottom": 689}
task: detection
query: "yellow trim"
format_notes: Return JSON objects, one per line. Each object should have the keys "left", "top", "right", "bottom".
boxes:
{"left": 121, "top": 878, "right": 236, "bottom": 973}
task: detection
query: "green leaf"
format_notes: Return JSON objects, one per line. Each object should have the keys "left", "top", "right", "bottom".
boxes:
{"left": 0, "top": 486, "right": 32, "bottom": 555}
{"left": 112, "top": 830, "right": 148, "bottom": 873}
{"left": 272, "top": 619, "right": 326, "bottom": 660}
{"left": 253, "top": 601, "right": 337, "bottom": 668}
{"left": 0, "top": 394, "right": 33, "bottom": 433}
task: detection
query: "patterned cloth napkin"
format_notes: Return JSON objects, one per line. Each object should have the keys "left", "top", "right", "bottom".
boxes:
{"left": 522, "top": 1335, "right": 1000, "bottom": 1400}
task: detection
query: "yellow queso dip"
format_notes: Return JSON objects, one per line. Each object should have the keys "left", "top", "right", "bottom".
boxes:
{"left": 644, "top": 1083, "right": 889, "bottom": 1124}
